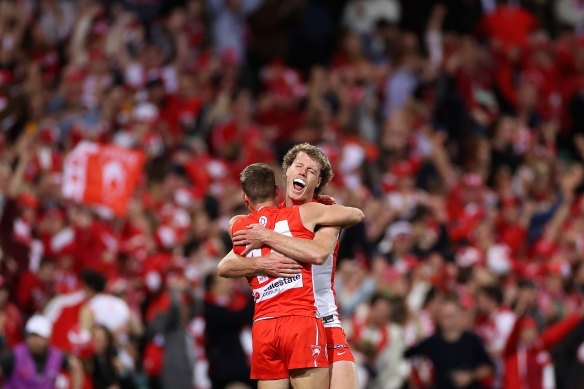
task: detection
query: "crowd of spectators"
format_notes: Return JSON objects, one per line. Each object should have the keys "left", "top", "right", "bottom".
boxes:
{"left": 2, "top": 0, "right": 584, "bottom": 388}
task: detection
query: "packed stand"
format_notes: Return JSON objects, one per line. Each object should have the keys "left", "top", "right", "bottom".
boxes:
{"left": 1, "top": 0, "right": 584, "bottom": 388}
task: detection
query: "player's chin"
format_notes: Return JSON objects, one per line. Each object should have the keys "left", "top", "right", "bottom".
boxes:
{"left": 289, "top": 187, "right": 309, "bottom": 201}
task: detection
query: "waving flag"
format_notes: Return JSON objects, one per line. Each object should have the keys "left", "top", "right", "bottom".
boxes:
{"left": 63, "top": 141, "right": 145, "bottom": 217}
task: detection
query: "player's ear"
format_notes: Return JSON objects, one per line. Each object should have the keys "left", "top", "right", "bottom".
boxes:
{"left": 275, "top": 185, "right": 280, "bottom": 197}
{"left": 242, "top": 192, "right": 250, "bottom": 209}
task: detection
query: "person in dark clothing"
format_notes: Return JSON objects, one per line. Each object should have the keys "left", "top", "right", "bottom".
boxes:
{"left": 405, "top": 296, "right": 494, "bottom": 389}
{"left": 149, "top": 282, "right": 197, "bottom": 389}
{"left": 204, "top": 273, "right": 255, "bottom": 389}
{"left": 87, "top": 324, "right": 137, "bottom": 389}
{"left": 551, "top": 315, "right": 584, "bottom": 389}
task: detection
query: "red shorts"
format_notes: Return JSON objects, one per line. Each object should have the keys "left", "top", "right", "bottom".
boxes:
{"left": 325, "top": 326, "right": 355, "bottom": 363}
{"left": 251, "top": 316, "right": 329, "bottom": 380}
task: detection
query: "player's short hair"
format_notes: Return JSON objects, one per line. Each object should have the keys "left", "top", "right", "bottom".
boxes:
{"left": 282, "top": 143, "right": 333, "bottom": 197}
{"left": 240, "top": 163, "right": 277, "bottom": 203}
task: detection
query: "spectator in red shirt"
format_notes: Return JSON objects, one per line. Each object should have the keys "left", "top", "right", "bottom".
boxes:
{"left": 502, "top": 303, "right": 584, "bottom": 389}
{"left": 16, "top": 258, "right": 55, "bottom": 318}
{"left": 478, "top": 1, "right": 539, "bottom": 49}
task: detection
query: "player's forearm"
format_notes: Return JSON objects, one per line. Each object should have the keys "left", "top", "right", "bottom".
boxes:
{"left": 217, "top": 250, "right": 261, "bottom": 278}
{"left": 264, "top": 227, "right": 338, "bottom": 265}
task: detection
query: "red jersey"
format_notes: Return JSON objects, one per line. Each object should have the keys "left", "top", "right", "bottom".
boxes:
{"left": 232, "top": 206, "right": 316, "bottom": 321}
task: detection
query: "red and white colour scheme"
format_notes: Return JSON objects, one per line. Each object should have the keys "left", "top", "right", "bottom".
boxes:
{"left": 62, "top": 141, "right": 145, "bottom": 217}
{"left": 232, "top": 205, "right": 328, "bottom": 380}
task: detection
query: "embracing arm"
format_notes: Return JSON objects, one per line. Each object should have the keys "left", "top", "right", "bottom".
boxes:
{"left": 233, "top": 225, "right": 340, "bottom": 265}
{"left": 299, "top": 203, "right": 364, "bottom": 231}
{"left": 217, "top": 250, "right": 265, "bottom": 278}
{"left": 217, "top": 249, "right": 303, "bottom": 278}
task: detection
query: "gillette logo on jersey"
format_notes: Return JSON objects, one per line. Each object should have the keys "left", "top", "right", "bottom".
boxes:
{"left": 232, "top": 206, "right": 319, "bottom": 321}
{"left": 253, "top": 274, "right": 302, "bottom": 302}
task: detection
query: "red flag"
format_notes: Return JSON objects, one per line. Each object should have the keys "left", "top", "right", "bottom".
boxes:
{"left": 63, "top": 142, "right": 145, "bottom": 216}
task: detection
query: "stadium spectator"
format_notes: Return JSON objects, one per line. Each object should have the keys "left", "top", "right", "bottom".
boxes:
{"left": 405, "top": 296, "right": 494, "bottom": 389}
{"left": 2, "top": 0, "right": 584, "bottom": 387}
{"left": 0, "top": 315, "right": 83, "bottom": 389}
{"left": 203, "top": 274, "right": 254, "bottom": 389}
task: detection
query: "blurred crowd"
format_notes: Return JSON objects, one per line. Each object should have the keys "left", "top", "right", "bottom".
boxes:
{"left": 2, "top": 0, "right": 584, "bottom": 388}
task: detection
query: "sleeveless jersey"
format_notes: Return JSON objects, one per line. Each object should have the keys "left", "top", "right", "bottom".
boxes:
{"left": 232, "top": 206, "right": 317, "bottom": 321}
{"left": 276, "top": 201, "right": 344, "bottom": 328}
{"left": 313, "top": 235, "right": 343, "bottom": 327}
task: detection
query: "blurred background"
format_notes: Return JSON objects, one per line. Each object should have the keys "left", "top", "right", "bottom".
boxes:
{"left": 2, "top": 0, "right": 584, "bottom": 388}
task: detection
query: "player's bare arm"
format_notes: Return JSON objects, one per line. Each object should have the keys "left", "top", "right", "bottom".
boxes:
{"left": 232, "top": 202, "right": 363, "bottom": 265}
{"left": 218, "top": 215, "right": 303, "bottom": 278}
{"left": 233, "top": 224, "right": 340, "bottom": 265}
{"left": 217, "top": 249, "right": 303, "bottom": 278}
{"left": 298, "top": 202, "right": 364, "bottom": 231}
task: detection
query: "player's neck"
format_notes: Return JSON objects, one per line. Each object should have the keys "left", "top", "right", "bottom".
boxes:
{"left": 286, "top": 197, "right": 308, "bottom": 207}
{"left": 252, "top": 199, "right": 277, "bottom": 212}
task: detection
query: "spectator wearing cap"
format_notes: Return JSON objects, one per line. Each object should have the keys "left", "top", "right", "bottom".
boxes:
{"left": 0, "top": 315, "right": 83, "bottom": 389}
{"left": 405, "top": 296, "right": 494, "bottom": 389}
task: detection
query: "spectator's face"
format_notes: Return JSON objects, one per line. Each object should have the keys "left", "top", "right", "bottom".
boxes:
{"left": 392, "top": 235, "right": 412, "bottom": 256}
{"left": 285, "top": 152, "right": 322, "bottom": 203}
{"left": 476, "top": 292, "right": 495, "bottom": 314}
{"left": 544, "top": 274, "right": 564, "bottom": 294}
{"left": 232, "top": 91, "right": 252, "bottom": 120}
{"left": 38, "top": 262, "right": 55, "bottom": 283}
{"left": 0, "top": 162, "right": 10, "bottom": 192}
{"left": 520, "top": 326, "right": 538, "bottom": 347}
{"left": 0, "top": 289, "right": 8, "bottom": 307}
{"left": 148, "top": 84, "right": 166, "bottom": 105}
{"left": 21, "top": 207, "right": 36, "bottom": 223}
{"left": 501, "top": 205, "right": 519, "bottom": 224}
{"left": 26, "top": 334, "right": 48, "bottom": 355}
{"left": 575, "top": 265, "right": 584, "bottom": 285}
{"left": 396, "top": 175, "right": 414, "bottom": 191}
{"left": 343, "top": 33, "right": 362, "bottom": 58}
{"left": 369, "top": 298, "right": 391, "bottom": 327}
{"left": 212, "top": 276, "right": 233, "bottom": 296}
{"left": 517, "top": 286, "right": 536, "bottom": 306}
{"left": 92, "top": 326, "right": 109, "bottom": 355}
{"left": 187, "top": 0, "right": 203, "bottom": 17}
{"left": 438, "top": 302, "right": 462, "bottom": 333}
{"left": 517, "top": 82, "right": 538, "bottom": 110}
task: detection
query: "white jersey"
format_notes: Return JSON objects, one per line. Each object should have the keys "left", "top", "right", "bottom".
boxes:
{"left": 313, "top": 232, "right": 342, "bottom": 328}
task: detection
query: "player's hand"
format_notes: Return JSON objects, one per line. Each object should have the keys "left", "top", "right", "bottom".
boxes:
{"left": 259, "top": 252, "right": 303, "bottom": 278}
{"left": 233, "top": 224, "right": 270, "bottom": 255}
{"left": 316, "top": 195, "right": 336, "bottom": 205}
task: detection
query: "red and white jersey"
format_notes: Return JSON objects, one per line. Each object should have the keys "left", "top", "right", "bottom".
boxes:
{"left": 476, "top": 308, "right": 516, "bottom": 356}
{"left": 313, "top": 235, "right": 343, "bottom": 328}
{"left": 232, "top": 206, "right": 317, "bottom": 321}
